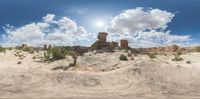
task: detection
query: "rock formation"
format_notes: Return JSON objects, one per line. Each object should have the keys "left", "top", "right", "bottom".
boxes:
{"left": 120, "top": 39, "right": 129, "bottom": 49}
{"left": 90, "top": 32, "right": 119, "bottom": 51}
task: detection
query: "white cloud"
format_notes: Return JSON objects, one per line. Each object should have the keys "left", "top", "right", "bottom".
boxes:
{"left": 43, "top": 14, "right": 55, "bottom": 23}
{"left": 107, "top": 8, "right": 191, "bottom": 47}
{"left": 2, "top": 14, "right": 93, "bottom": 47}
{"left": 0, "top": 8, "right": 192, "bottom": 48}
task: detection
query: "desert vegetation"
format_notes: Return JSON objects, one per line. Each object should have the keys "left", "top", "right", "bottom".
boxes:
{"left": 119, "top": 54, "right": 128, "bottom": 61}
{"left": 43, "top": 47, "right": 78, "bottom": 62}
{"left": 0, "top": 47, "right": 5, "bottom": 53}
{"left": 0, "top": 44, "right": 200, "bottom": 98}
{"left": 172, "top": 52, "right": 184, "bottom": 61}
{"left": 196, "top": 46, "right": 200, "bottom": 52}
{"left": 147, "top": 52, "right": 157, "bottom": 59}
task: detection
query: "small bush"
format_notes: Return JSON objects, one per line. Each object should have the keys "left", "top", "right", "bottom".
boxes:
{"left": 51, "top": 47, "right": 66, "bottom": 60}
{"left": 44, "top": 47, "right": 78, "bottom": 62}
{"left": 130, "top": 49, "right": 139, "bottom": 54}
{"left": 0, "top": 47, "right": 5, "bottom": 53}
{"left": 186, "top": 60, "right": 191, "bottom": 64}
{"left": 196, "top": 47, "right": 200, "bottom": 52}
{"left": 22, "top": 47, "right": 31, "bottom": 52}
{"left": 172, "top": 55, "right": 183, "bottom": 61}
{"left": 148, "top": 53, "right": 156, "bottom": 59}
{"left": 29, "top": 50, "right": 35, "bottom": 54}
{"left": 176, "top": 50, "right": 182, "bottom": 55}
{"left": 127, "top": 53, "right": 133, "bottom": 57}
{"left": 124, "top": 49, "right": 129, "bottom": 53}
{"left": 119, "top": 54, "right": 128, "bottom": 61}
{"left": 17, "top": 61, "right": 22, "bottom": 64}
{"left": 32, "top": 56, "right": 36, "bottom": 59}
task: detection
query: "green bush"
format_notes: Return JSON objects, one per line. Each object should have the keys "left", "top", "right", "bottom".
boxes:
{"left": 29, "top": 50, "right": 35, "bottom": 54}
{"left": 186, "top": 60, "right": 191, "bottom": 64}
{"left": 23, "top": 47, "right": 31, "bottom": 52}
{"left": 44, "top": 47, "right": 78, "bottom": 62}
{"left": 127, "top": 53, "right": 133, "bottom": 57}
{"left": 196, "top": 47, "right": 200, "bottom": 52}
{"left": 176, "top": 50, "right": 182, "bottom": 55}
{"left": 0, "top": 47, "right": 5, "bottom": 53}
{"left": 148, "top": 53, "right": 156, "bottom": 59}
{"left": 51, "top": 47, "right": 67, "bottom": 60}
{"left": 130, "top": 48, "right": 139, "bottom": 54}
{"left": 119, "top": 54, "right": 128, "bottom": 61}
{"left": 172, "top": 55, "right": 183, "bottom": 61}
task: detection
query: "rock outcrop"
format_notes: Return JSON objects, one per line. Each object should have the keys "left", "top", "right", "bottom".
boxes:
{"left": 120, "top": 39, "right": 129, "bottom": 49}
{"left": 90, "top": 32, "right": 119, "bottom": 51}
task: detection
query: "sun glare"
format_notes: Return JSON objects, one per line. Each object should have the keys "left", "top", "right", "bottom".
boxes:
{"left": 96, "top": 20, "right": 105, "bottom": 27}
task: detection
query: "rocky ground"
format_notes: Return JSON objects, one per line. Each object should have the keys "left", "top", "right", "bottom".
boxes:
{"left": 0, "top": 49, "right": 200, "bottom": 99}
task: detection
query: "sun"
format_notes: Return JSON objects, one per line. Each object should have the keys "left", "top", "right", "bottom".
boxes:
{"left": 96, "top": 20, "right": 105, "bottom": 27}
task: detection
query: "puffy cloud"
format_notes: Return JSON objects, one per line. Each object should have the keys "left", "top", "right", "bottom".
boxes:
{"left": 107, "top": 8, "right": 191, "bottom": 47}
{"left": 43, "top": 14, "right": 55, "bottom": 23}
{"left": 107, "top": 8, "right": 174, "bottom": 33}
{"left": 125, "top": 31, "right": 190, "bottom": 48}
{"left": 2, "top": 14, "right": 92, "bottom": 47}
{"left": 1, "top": 8, "right": 192, "bottom": 48}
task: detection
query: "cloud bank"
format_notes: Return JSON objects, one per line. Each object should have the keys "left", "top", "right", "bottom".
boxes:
{"left": 1, "top": 8, "right": 191, "bottom": 47}
{"left": 107, "top": 8, "right": 191, "bottom": 47}
{"left": 2, "top": 14, "right": 93, "bottom": 47}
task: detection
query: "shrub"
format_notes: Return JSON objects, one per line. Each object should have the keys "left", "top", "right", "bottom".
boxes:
{"left": 17, "top": 61, "right": 22, "bottom": 64}
{"left": 186, "top": 60, "right": 191, "bottom": 64}
{"left": 119, "top": 54, "right": 128, "bottom": 61}
{"left": 127, "top": 53, "right": 133, "bottom": 57}
{"left": 196, "top": 47, "right": 200, "bottom": 52}
{"left": 125, "top": 49, "right": 129, "bottom": 53}
{"left": 32, "top": 56, "right": 36, "bottom": 59}
{"left": 51, "top": 47, "right": 67, "bottom": 60}
{"left": 44, "top": 51, "right": 52, "bottom": 61}
{"left": 130, "top": 48, "right": 139, "bottom": 54}
{"left": 44, "top": 47, "right": 78, "bottom": 62}
{"left": 148, "top": 53, "right": 156, "bottom": 59}
{"left": 0, "top": 47, "right": 5, "bottom": 53}
{"left": 29, "top": 50, "right": 35, "bottom": 54}
{"left": 172, "top": 55, "right": 183, "bottom": 61}
{"left": 22, "top": 47, "right": 31, "bottom": 52}
{"left": 176, "top": 50, "right": 182, "bottom": 55}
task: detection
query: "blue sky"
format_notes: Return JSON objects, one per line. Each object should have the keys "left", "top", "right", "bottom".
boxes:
{"left": 0, "top": 0, "right": 200, "bottom": 47}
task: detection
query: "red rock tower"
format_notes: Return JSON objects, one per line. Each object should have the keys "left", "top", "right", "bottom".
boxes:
{"left": 120, "top": 39, "right": 128, "bottom": 49}
{"left": 98, "top": 32, "right": 108, "bottom": 42}
{"left": 97, "top": 32, "right": 108, "bottom": 48}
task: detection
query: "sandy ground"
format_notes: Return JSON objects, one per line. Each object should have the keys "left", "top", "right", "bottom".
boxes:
{"left": 0, "top": 50, "right": 200, "bottom": 98}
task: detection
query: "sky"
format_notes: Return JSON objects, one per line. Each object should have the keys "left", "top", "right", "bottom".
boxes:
{"left": 0, "top": 0, "right": 200, "bottom": 47}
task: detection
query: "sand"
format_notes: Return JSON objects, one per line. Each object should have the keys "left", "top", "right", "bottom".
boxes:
{"left": 0, "top": 49, "right": 200, "bottom": 98}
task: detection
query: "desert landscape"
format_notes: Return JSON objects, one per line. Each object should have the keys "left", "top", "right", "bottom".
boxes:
{"left": 0, "top": 0, "right": 200, "bottom": 98}
{"left": 0, "top": 32, "right": 200, "bottom": 99}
